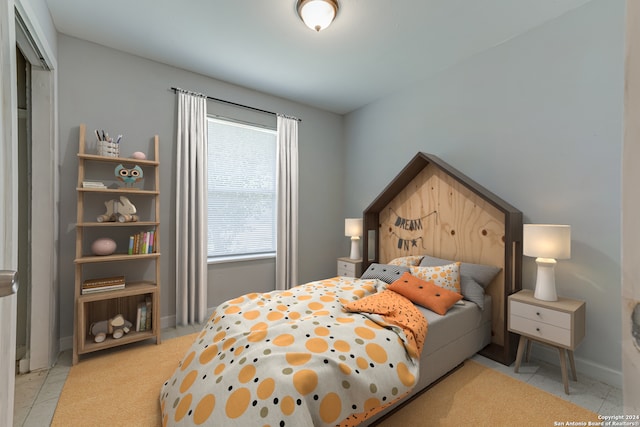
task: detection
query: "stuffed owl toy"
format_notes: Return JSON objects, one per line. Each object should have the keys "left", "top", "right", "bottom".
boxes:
{"left": 115, "top": 164, "right": 143, "bottom": 187}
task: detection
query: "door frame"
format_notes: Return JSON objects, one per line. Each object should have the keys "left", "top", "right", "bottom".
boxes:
{"left": 1, "top": 0, "right": 57, "bottom": 419}
{"left": 13, "top": 0, "right": 59, "bottom": 372}
{"left": 0, "top": 0, "right": 19, "bottom": 424}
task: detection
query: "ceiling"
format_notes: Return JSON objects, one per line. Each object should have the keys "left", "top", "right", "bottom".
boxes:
{"left": 45, "top": 0, "right": 591, "bottom": 114}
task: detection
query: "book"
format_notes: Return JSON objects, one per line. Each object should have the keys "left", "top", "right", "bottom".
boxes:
{"left": 136, "top": 302, "right": 144, "bottom": 332}
{"left": 82, "top": 277, "right": 125, "bottom": 293}
{"left": 82, "top": 281, "right": 125, "bottom": 289}
{"left": 128, "top": 229, "right": 157, "bottom": 255}
{"left": 81, "top": 283, "right": 125, "bottom": 294}
{"left": 82, "top": 276, "right": 125, "bottom": 290}
{"left": 82, "top": 180, "right": 107, "bottom": 189}
{"left": 145, "top": 296, "right": 152, "bottom": 331}
{"left": 142, "top": 232, "right": 149, "bottom": 254}
{"left": 139, "top": 304, "right": 147, "bottom": 331}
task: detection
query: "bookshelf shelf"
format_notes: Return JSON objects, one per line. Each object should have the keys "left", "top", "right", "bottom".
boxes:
{"left": 74, "top": 253, "right": 161, "bottom": 264}
{"left": 78, "top": 330, "right": 157, "bottom": 355}
{"left": 78, "top": 152, "right": 159, "bottom": 166}
{"left": 77, "top": 187, "right": 159, "bottom": 195}
{"left": 73, "top": 124, "right": 161, "bottom": 365}
{"left": 76, "top": 221, "right": 160, "bottom": 228}
{"left": 77, "top": 281, "right": 157, "bottom": 302}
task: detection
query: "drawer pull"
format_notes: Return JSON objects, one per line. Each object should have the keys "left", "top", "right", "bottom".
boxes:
{"left": 536, "top": 312, "right": 540, "bottom": 316}
{"left": 536, "top": 327, "right": 540, "bottom": 332}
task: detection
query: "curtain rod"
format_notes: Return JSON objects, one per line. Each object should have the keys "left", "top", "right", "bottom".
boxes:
{"left": 171, "top": 87, "right": 301, "bottom": 122}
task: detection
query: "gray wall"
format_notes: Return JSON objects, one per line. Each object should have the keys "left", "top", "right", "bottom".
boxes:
{"left": 343, "top": 0, "right": 624, "bottom": 384}
{"left": 57, "top": 35, "right": 345, "bottom": 338}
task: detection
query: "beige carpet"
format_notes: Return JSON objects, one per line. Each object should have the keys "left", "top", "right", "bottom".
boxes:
{"left": 52, "top": 334, "right": 599, "bottom": 426}
{"left": 51, "top": 333, "right": 197, "bottom": 427}
{"left": 374, "top": 359, "right": 600, "bottom": 426}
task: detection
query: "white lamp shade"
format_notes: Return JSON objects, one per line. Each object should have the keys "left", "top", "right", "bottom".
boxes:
{"left": 298, "top": 0, "right": 337, "bottom": 31}
{"left": 523, "top": 224, "right": 571, "bottom": 260}
{"left": 345, "top": 218, "right": 363, "bottom": 237}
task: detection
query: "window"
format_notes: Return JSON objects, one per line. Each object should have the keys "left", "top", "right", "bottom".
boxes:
{"left": 207, "top": 117, "right": 277, "bottom": 260}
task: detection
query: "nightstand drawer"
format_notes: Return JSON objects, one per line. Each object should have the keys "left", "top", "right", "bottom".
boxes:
{"left": 337, "top": 261, "right": 357, "bottom": 277}
{"left": 509, "top": 315, "right": 572, "bottom": 347}
{"left": 510, "top": 300, "right": 571, "bottom": 328}
{"left": 337, "top": 258, "right": 362, "bottom": 277}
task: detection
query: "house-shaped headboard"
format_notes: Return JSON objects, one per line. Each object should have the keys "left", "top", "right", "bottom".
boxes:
{"left": 362, "top": 152, "right": 522, "bottom": 365}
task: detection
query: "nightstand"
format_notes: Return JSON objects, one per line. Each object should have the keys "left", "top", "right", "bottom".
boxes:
{"left": 508, "top": 289, "right": 586, "bottom": 394}
{"left": 337, "top": 257, "right": 362, "bottom": 277}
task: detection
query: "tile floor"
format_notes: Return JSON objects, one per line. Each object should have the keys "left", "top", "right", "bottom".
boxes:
{"left": 14, "top": 324, "right": 624, "bottom": 426}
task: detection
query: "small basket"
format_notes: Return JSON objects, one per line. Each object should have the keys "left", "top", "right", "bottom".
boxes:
{"left": 97, "top": 140, "right": 120, "bottom": 157}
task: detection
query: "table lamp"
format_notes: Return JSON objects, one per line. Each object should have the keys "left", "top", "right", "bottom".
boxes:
{"left": 523, "top": 224, "right": 571, "bottom": 301}
{"left": 345, "top": 218, "right": 363, "bottom": 260}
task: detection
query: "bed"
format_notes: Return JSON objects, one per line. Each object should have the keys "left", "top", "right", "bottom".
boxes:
{"left": 160, "top": 152, "right": 522, "bottom": 426}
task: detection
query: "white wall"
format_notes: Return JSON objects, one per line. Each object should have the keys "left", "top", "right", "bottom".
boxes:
{"left": 344, "top": 0, "right": 624, "bottom": 385}
{"left": 56, "top": 35, "right": 345, "bottom": 339}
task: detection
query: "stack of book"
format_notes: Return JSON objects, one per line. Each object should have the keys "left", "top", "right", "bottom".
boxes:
{"left": 82, "top": 180, "right": 107, "bottom": 189}
{"left": 136, "top": 296, "right": 153, "bottom": 332}
{"left": 128, "top": 230, "right": 156, "bottom": 255}
{"left": 82, "top": 276, "right": 125, "bottom": 294}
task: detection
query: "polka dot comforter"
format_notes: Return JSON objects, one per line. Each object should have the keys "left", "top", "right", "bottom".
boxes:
{"left": 160, "top": 277, "right": 427, "bottom": 427}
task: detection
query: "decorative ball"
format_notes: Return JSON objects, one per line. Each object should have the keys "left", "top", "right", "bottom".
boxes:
{"left": 131, "top": 151, "right": 146, "bottom": 160}
{"left": 92, "top": 238, "right": 117, "bottom": 256}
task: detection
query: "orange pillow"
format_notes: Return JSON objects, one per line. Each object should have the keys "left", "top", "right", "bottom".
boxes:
{"left": 388, "top": 272, "right": 462, "bottom": 315}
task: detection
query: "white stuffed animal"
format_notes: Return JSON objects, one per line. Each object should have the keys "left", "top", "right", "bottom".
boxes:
{"left": 96, "top": 196, "right": 139, "bottom": 223}
{"left": 90, "top": 314, "right": 133, "bottom": 343}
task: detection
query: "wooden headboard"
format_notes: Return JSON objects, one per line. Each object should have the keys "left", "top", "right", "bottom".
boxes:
{"left": 362, "top": 152, "right": 522, "bottom": 365}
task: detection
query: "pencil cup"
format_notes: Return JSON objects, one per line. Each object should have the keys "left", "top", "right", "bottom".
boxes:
{"left": 97, "top": 140, "right": 120, "bottom": 157}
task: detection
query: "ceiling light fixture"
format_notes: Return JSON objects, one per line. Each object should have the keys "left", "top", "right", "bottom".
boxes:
{"left": 297, "top": 0, "right": 339, "bottom": 32}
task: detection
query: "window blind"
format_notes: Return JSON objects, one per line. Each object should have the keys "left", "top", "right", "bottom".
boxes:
{"left": 207, "top": 118, "right": 277, "bottom": 258}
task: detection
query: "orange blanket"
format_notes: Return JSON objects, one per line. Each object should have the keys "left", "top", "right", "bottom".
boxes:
{"left": 343, "top": 289, "right": 428, "bottom": 359}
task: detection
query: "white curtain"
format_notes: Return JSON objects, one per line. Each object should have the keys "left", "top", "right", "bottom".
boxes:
{"left": 175, "top": 90, "right": 208, "bottom": 325}
{"left": 276, "top": 115, "right": 299, "bottom": 290}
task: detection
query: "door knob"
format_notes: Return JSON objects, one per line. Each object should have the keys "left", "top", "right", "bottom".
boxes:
{"left": 0, "top": 270, "right": 18, "bottom": 298}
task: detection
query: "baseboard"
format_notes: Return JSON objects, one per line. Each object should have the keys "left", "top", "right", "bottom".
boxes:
{"left": 531, "top": 345, "right": 622, "bottom": 389}
{"left": 161, "top": 315, "right": 175, "bottom": 330}
{"left": 59, "top": 335, "right": 73, "bottom": 352}
{"left": 159, "top": 307, "right": 216, "bottom": 329}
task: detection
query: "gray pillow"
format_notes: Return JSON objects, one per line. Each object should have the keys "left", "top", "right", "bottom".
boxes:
{"left": 420, "top": 255, "right": 501, "bottom": 289}
{"left": 460, "top": 277, "right": 486, "bottom": 310}
{"left": 420, "top": 255, "right": 501, "bottom": 310}
{"left": 360, "top": 263, "right": 410, "bottom": 284}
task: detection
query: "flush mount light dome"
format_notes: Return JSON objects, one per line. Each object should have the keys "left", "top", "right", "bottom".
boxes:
{"left": 297, "top": 0, "right": 339, "bottom": 32}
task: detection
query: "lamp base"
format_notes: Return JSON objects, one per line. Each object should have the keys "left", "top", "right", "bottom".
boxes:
{"left": 349, "top": 237, "right": 361, "bottom": 260}
{"left": 534, "top": 258, "right": 558, "bottom": 301}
